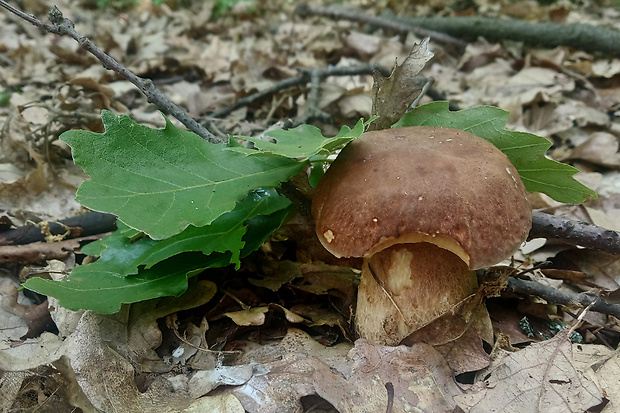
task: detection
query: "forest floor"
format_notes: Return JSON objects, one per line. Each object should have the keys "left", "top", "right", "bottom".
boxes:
{"left": 1, "top": 0, "right": 620, "bottom": 412}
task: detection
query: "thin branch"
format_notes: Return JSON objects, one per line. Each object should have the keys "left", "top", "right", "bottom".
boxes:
{"left": 506, "top": 276, "right": 620, "bottom": 320}
{"left": 0, "top": 211, "right": 117, "bottom": 246}
{"left": 0, "top": 2, "right": 222, "bottom": 143}
{"left": 209, "top": 64, "right": 391, "bottom": 121}
{"left": 297, "top": 4, "right": 620, "bottom": 57}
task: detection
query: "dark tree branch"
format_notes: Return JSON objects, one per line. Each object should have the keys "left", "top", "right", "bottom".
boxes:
{"left": 530, "top": 211, "right": 620, "bottom": 255}
{"left": 209, "top": 64, "right": 391, "bottom": 122}
{"left": 506, "top": 276, "right": 620, "bottom": 320}
{"left": 0, "top": 2, "right": 222, "bottom": 143}
{"left": 0, "top": 212, "right": 117, "bottom": 246}
{"left": 297, "top": 4, "right": 620, "bottom": 57}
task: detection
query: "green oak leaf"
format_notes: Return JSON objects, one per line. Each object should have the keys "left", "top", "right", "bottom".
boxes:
{"left": 61, "top": 110, "right": 303, "bottom": 239}
{"left": 233, "top": 118, "right": 370, "bottom": 159}
{"left": 135, "top": 188, "right": 292, "bottom": 270}
{"left": 242, "top": 205, "right": 294, "bottom": 254}
{"left": 393, "top": 102, "right": 597, "bottom": 204}
{"left": 78, "top": 221, "right": 157, "bottom": 276}
{"left": 23, "top": 193, "right": 293, "bottom": 312}
{"left": 23, "top": 252, "right": 217, "bottom": 314}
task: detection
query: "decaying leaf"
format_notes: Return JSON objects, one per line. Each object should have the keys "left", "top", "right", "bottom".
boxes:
{"left": 194, "top": 329, "right": 465, "bottom": 413}
{"left": 454, "top": 330, "right": 604, "bottom": 412}
{"left": 369, "top": 37, "right": 433, "bottom": 130}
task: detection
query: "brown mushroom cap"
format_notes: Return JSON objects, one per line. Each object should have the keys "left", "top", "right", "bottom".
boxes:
{"left": 312, "top": 126, "right": 532, "bottom": 269}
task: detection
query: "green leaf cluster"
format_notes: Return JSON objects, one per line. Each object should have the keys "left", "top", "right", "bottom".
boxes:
{"left": 24, "top": 111, "right": 364, "bottom": 313}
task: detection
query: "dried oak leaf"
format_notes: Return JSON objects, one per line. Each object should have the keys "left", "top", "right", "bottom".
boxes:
{"left": 369, "top": 37, "right": 433, "bottom": 131}
{"left": 455, "top": 330, "right": 604, "bottom": 412}
{"left": 206, "top": 329, "right": 463, "bottom": 413}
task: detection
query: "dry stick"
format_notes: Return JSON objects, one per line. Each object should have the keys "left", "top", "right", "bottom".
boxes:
{"left": 0, "top": 211, "right": 117, "bottom": 246}
{"left": 297, "top": 4, "right": 620, "bottom": 57}
{"left": 209, "top": 64, "right": 391, "bottom": 121}
{"left": 0, "top": 2, "right": 222, "bottom": 143}
{"left": 506, "top": 276, "right": 620, "bottom": 320}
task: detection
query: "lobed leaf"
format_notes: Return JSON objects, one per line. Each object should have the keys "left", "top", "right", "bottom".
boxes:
{"left": 393, "top": 102, "right": 597, "bottom": 204}
{"left": 134, "top": 188, "right": 292, "bottom": 270}
{"left": 369, "top": 37, "right": 433, "bottom": 131}
{"left": 233, "top": 118, "right": 369, "bottom": 159}
{"left": 61, "top": 110, "right": 303, "bottom": 239}
{"left": 23, "top": 252, "right": 218, "bottom": 314}
{"left": 23, "top": 193, "right": 293, "bottom": 312}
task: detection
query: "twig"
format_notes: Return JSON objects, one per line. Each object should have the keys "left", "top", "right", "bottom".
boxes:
{"left": 209, "top": 64, "right": 390, "bottom": 121}
{"left": 297, "top": 4, "right": 620, "bottom": 57}
{"left": 300, "top": 67, "right": 331, "bottom": 124}
{"left": 530, "top": 211, "right": 620, "bottom": 255}
{"left": 0, "top": 2, "right": 222, "bottom": 143}
{"left": 0, "top": 235, "right": 102, "bottom": 264}
{"left": 368, "top": 262, "right": 409, "bottom": 324}
{"left": 0, "top": 211, "right": 117, "bottom": 246}
{"left": 295, "top": 4, "right": 467, "bottom": 49}
{"left": 506, "top": 276, "right": 620, "bottom": 319}
{"left": 409, "top": 76, "right": 434, "bottom": 110}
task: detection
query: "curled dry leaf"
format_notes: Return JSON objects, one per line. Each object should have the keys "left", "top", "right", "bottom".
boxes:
{"left": 0, "top": 285, "right": 54, "bottom": 340}
{"left": 369, "top": 37, "right": 433, "bottom": 130}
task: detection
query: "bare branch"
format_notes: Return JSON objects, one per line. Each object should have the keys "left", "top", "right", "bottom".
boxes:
{"left": 209, "top": 64, "right": 391, "bottom": 122}
{"left": 0, "top": 2, "right": 222, "bottom": 143}
{"left": 506, "top": 276, "right": 620, "bottom": 320}
{"left": 530, "top": 211, "right": 620, "bottom": 255}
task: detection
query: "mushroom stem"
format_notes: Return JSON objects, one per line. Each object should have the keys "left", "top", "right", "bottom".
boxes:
{"left": 356, "top": 242, "right": 479, "bottom": 345}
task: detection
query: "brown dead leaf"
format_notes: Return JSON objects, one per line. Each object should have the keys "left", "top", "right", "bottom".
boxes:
{"left": 211, "top": 329, "right": 463, "bottom": 413}
{"left": 289, "top": 303, "right": 348, "bottom": 331}
{"left": 223, "top": 306, "right": 269, "bottom": 326}
{"left": 248, "top": 260, "right": 302, "bottom": 291}
{"left": 592, "top": 58, "right": 620, "bottom": 78}
{"left": 401, "top": 296, "right": 493, "bottom": 374}
{"left": 567, "top": 132, "right": 620, "bottom": 168}
{"left": 182, "top": 394, "right": 245, "bottom": 413}
{"left": 344, "top": 31, "right": 381, "bottom": 59}
{"left": 595, "top": 350, "right": 620, "bottom": 411}
{"left": 500, "top": 67, "right": 575, "bottom": 106}
{"left": 0, "top": 285, "right": 54, "bottom": 340}
{"left": 455, "top": 330, "right": 603, "bottom": 412}
{"left": 64, "top": 312, "right": 192, "bottom": 412}
{"left": 552, "top": 249, "right": 620, "bottom": 291}
{"left": 369, "top": 37, "right": 433, "bottom": 130}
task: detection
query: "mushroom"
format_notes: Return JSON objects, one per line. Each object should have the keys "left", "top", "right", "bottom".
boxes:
{"left": 312, "top": 126, "right": 532, "bottom": 345}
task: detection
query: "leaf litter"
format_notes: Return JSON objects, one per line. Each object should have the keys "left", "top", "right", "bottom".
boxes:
{"left": 1, "top": 0, "right": 620, "bottom": 412}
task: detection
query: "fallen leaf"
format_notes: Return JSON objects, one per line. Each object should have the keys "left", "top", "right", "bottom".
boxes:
{"left": 369, "top": 37, "right": 433, "bottom": 130}
{"left": 455, "top": 330, "right": 603, "bottom": 412}
{"left": 568, "top": 132, "right": 620, "bottom": 168}
{"left": 201, "top": 329, "right": 465, "bottom": 413}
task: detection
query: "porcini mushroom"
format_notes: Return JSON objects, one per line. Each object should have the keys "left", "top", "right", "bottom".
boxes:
{"left": 312, "top": 126, "right": 532, "bottom": 345}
